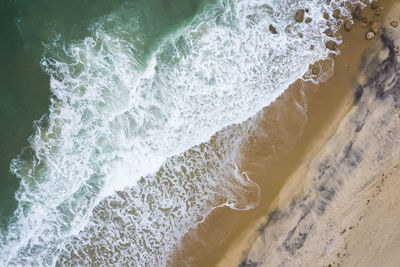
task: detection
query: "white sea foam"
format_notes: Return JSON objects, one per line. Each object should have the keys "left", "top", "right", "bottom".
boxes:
{"left": 2, "top": 0, "right": 366, "bottom": 265}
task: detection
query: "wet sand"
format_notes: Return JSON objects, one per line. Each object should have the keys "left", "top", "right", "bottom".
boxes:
{"left": 169, "top": 0, "right": 398, "bottom": 266}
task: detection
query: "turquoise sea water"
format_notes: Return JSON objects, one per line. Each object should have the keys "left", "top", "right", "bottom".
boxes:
{"left": 0, "top": 0, "right": 50, "bottom": 227}
{"left": 0, "top": 0, "right": 357, "bottom": 265}
{"left": 0, "top": 0, "right": 208, "bottom": 227}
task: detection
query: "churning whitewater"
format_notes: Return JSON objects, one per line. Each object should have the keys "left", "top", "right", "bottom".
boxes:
{"left": 1, "top": 0, "right": 361, "bottom": 265}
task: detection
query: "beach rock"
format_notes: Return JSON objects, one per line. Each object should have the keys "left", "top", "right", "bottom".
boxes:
{"left": 369, "top": 21, "right": 380, "bottom": 34}
{"left": 295, "top": 9, "right": 305, "bottom": 22}
{"left": 366, "top": 31, "right": 375, "bottom": 40}
{"left": 323, "top": 28, "right": 334, "bottom": 37}
{"left": 323, "top": 12, "right": 330, "bottom": 20}
{"left": 326, "top": 40, "right": 337, "bottom": 51}
{"left": 390, "top": 21, "right": 399, "bottom": 28}
{"left": 344, "top": 20, "right": 353, "bottom": 32}
{"left": 269, "top": 25, "right": 278, "bottom": 34}
{"left": 352, "top": 5, "right": 362, "bottom": 20}
{"left": 371, "top": 0, "right": 379, "bottom": 9}
{"left": 305, "top": 18, "right": 312, "bottom": 23}
{"left": 332, "top": 9, "right": 340, "bottom": 19}
{"left": 312, "top": 65, "right": 320, "bottom": 75}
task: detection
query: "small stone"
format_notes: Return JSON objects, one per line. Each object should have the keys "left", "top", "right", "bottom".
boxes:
{"left": 298, "top": 32, "right": 304, "bottom": 38}
{"left": 326, "top": 40, "right": 337, "bottom": 51}
{"left": 295, "top": 9, "right": 305, "bottom": 22}
{"left": 310, "top": 45, "right": 315, "bottom": 50}
{"left": 390, "top": 21, "right": 399, "bottom": 28}
{"left": 305, "top": 8, "right": 310, "bottom": 13}
{"left": 344, "top": 20, "right": 353, "bottom": 31}
{"left": 269, "top": 25, "right": 278, "bottom": 34}
{"left": 371, "top": 0, "right": 379, "bottom": 9}
{"left": 352, "top": 5, "right": 362, "bottom": 20}
{"left": 323, "top": 28, "right": 334, "bottom": 37}
{"left": 366, "top": 31, "right": 375, "bottom": 40}
{"left": 323, "top": 12, "right": 330, "bottom": 20}
{"left": 369, "top": 21, "right": 380, "bottom": 34}
{"left": 333, "top": 9, "right": 340, "bottom": 19}
{"left": 305, "top": 18, "right": 312, "bottom": 23}
{"left": 312, "top": 65, "right": 320, "bottom": 75}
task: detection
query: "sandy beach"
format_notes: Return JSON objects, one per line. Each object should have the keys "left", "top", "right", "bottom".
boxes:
{"left": 169, "top": 0, "right": 400, "bottom": 266}
{"left": 223, "top": 1, "right": 400, "bottom": 266}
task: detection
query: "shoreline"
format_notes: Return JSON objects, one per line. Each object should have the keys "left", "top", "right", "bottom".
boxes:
{"left": 229, "top": 1, "right": 400, "bottom": 266}
{"left": 169, "top": 0, "right": 398, "bottom": 266}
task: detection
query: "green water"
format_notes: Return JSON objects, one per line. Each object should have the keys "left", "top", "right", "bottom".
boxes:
{"left": 0, "top": 0, "right": 209, "bottom": 229}
{"left": 0, "top": 0, "right": 49, "bottom": 227}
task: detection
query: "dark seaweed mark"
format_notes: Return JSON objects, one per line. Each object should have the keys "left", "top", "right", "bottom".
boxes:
{"left": 341, "top": 140, "right": 363, "bottom": 167}
{"left": 265, "top": 209, "right": 287, "bottom": 227}
{"left": 316, "top": 186, "right": 336, "bottom": 215}
{"left": 343, "top": 141, "right": 353, "bottom": 159}
{"left": 283, "top": 226, "right": 308, "bottom": 255}
{"left": 317, "top": 160, "right": 331, "bottom": 180}
{"left": 373, "top": 33, "right": 400, "bottom": 100}
{"left": 239, "top": 259, "right": 259, "bottom": 267}
{"left": 348, "top": 148, "right": 362, "bottom": 167}
{"left": 355, "top": 119, "right": 365, "bottom": 133}
{"left": 354, "top": 83, "right": 364, "bottom": 104}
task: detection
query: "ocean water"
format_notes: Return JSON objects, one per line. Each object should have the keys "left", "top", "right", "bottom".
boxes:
{"left": 0, "top": 0, "right": 51, "bottom": 228}
{"left": 0, "top": 0, "right": 364, "bottom": 265}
